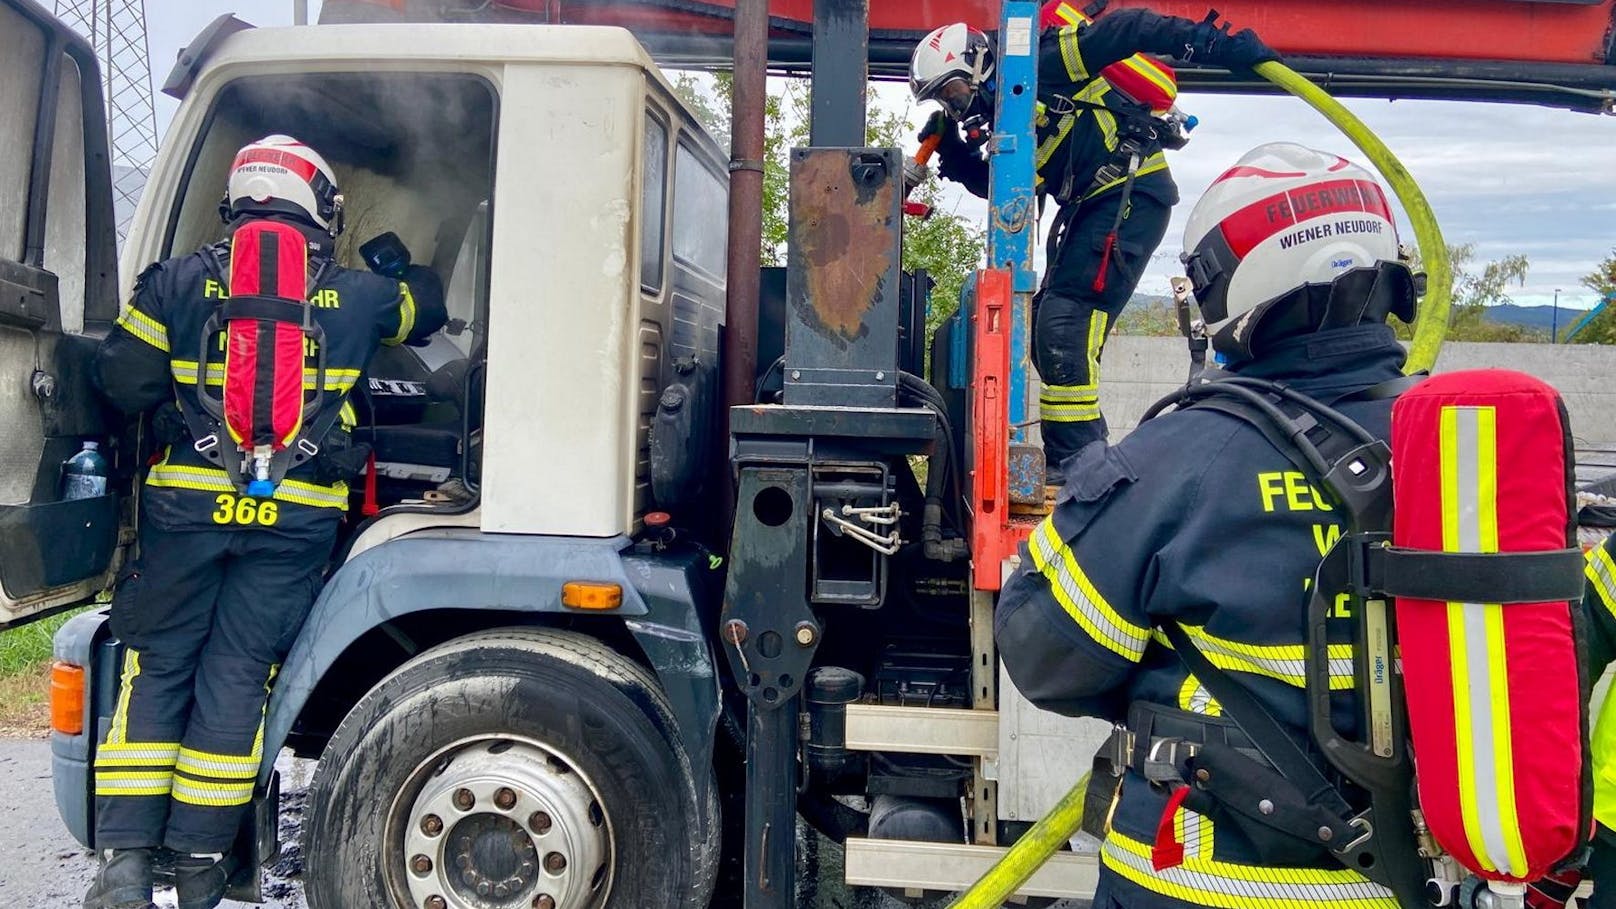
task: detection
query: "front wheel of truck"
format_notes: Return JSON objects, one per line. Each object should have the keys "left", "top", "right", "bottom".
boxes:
{"left": 302, "top": 628, "right": 718, "bottom": 909}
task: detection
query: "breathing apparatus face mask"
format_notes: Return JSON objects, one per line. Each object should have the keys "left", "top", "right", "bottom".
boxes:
{"left": 938, "top": 77, "right": 995, "bottom": 145}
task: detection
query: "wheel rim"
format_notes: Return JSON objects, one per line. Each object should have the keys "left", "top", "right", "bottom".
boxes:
{"left": 389, "top": 736, "right": 614, "bottom": 909}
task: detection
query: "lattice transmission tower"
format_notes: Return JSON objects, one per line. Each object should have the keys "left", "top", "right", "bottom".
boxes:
{"left": 55, "top": 0, "right": 159, "bottom": 241}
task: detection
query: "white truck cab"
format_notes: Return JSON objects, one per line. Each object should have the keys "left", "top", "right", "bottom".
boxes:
{"left": 2, "top": 10, "right": 730, "bottom": 630}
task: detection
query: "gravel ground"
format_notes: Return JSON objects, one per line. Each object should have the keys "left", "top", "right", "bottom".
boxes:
{"left": 0, "top": 738, "right": 1082, "bottom": 909}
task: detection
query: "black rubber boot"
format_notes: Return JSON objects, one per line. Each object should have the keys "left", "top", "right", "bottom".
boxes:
{"left": 172, "top": 853, "right": 229, "bottom": 909}
{"left": 82, "top": 848, "right": 155, "bottom": 909}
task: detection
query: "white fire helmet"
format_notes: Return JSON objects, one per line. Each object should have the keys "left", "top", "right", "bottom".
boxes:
{"left": 1181, "top": 143, "right": 1401, "bottom": 351}
{"left": 225, "top": 135, "right": 343, "bottom": 235}
{"left": 910, "top": 23, "right": 994, "bottom": 112}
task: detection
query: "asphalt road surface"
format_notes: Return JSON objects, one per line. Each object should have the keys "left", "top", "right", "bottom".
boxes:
{"left": 0, "top": 738, "right": 1082, "bottom": 909}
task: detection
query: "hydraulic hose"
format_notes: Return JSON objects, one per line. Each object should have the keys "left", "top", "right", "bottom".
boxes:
{"left": 946, "top": 62, "right": 1451, "bottom": 909}
{"left": 1253, "top": 61, "right": 1452, "bottom": 374}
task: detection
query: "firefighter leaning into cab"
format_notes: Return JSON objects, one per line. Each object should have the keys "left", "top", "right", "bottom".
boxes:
{"left": 996, "top": 144, "right": 1419, "bottom": 908}
{"left": 908, "top": 4, "right": 1278, "bottom": 472}
{"left": 83, "top": 135, "right": 445, "bottom": 909}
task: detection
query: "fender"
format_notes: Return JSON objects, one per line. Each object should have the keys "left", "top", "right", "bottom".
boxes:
{"left": 257, "top": 529, "right": 722, "bottom": 805}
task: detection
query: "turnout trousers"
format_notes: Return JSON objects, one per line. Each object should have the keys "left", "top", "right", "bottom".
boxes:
{"left": 93, "top": 515, "right": 337, "bottom": 853}
{"left": 1034, "top": 187, "right": 1171, "bottom": 469}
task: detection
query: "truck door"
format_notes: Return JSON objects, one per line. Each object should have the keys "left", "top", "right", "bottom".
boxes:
{"left": 0, "top": 0, "right": 122, "bottom": 629}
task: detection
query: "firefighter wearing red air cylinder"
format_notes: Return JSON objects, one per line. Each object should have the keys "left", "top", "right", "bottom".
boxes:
{"left": 909, "top": 4, "right": 1278, "bottom": 473}
{"left": 83, "top": 135, "right": 443, "bottom": 909}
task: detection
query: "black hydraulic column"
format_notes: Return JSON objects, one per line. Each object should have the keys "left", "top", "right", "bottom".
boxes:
{"left": 724, "top": 465, "right": 820, "bottom": 909}
{"left": 808, "top": 0, "right": 869, "bottom": 148}
{"left": 744, "top": 695, "right": 801, "bottom": 905}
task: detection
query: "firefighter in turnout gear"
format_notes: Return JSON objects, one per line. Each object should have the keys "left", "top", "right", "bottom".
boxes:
{"left": 1579, "top": 532, "right": 1616, "bottom": 908}
{"left": 996, "top": 145, "right": 1418, "bottom": 908}
{"left": 910, "top": 6, "right": 1279, "bottom": 469}
{"left": 83, "top": 135, "right": 444, "bottom": 909}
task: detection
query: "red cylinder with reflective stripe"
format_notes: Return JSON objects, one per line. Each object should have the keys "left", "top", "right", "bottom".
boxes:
{"left": 1041, "top": 1, "right": 1178, "bottom": 113}
{"left": 222, "top": 221, "right": 310, "bottom": 452}
{"left": 1391, "top": 369, "right": 1585, "bottom": 883}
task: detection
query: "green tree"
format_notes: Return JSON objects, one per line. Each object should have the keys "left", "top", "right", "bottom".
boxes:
{"left": 1571, "top": 249, "right": 1616, "bottom": 344}
{"left": 1407, "top": 243, "right": 1542, "bottom": 343}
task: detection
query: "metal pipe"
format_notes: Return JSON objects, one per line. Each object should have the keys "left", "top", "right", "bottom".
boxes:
{"left": 293, "top": 0, "right": 309, "bottom": 25}
{"left": 723, "top": 0, "right": 767, "bottom": 415}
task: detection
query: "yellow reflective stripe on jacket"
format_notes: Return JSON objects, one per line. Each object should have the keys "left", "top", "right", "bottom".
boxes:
{"left": 1093, "top": 106, "right": 1119, "bottom": 151}
{"left": 1589, "top": 543, "right": 1616, "bottom": 618}
{"left": 117, "top": 305, "right": 170, "bottom": 353}
{"left": 1057, "top": 26, "right": 1087, "bottom": 82}
{"left": 1085, "top": 151, "right": 1169, "bottom": 200}
{"left": 147, "top": 458, "right": 349, "bottom": 510}
{"left": 387, "top": 281, "right": 418, "bottom": 345}
{"left": 1101, "top": 826, "right": 1398, "bottom": 908}
{"left": 1154, "top": 624, "right": 1357, "bottom": 690}
{"left": 1035, "top": 113, "right": 1077, "bottom": 176}
{"left": 170, "top": 360, "right": 360, "bottom": 394}
{"left": 1590, "top": 540, "right": 1616, "bottom": 830}
{"left": 1027, "top": 520, "right": 1150, "bottom": 660}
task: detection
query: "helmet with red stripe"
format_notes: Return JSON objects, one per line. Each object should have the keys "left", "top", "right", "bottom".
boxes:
{"left": 225, "top": 134, "right": 344, "bottom": 236}
{"left": 1182, "top": 143, "right": 1404, "bottom": 357}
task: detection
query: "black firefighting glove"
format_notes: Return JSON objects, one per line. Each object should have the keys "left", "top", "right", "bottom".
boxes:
{"left": 1192, "top": 14, "right": 1282, "bottom": 71}
{"left": 149, "top": 401, "right": 187, "bottom": 446}
{"left": 922, "top": 111, "right": 989, "bottom": 198}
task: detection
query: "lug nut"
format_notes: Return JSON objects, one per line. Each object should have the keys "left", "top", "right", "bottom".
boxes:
{"left": 421, "top": 814, "right": 443, "bottom": 836}
{"left": 544, "top": 852, "right": 568, "bottom": 874}
{"left": 411, "top": 854, "right": 433, "bottom": 874}
{"left": 425, "top": 897, "right": 446, "bottom": 909}
{"left": 529, "top": 811, "right": 553, "bottom": 835}
{"left": 495, "top": 882, "right": 511, "bottom": 899}
{"left": 454, "top": 788, "right": 476, "bottom": 810}
{"left": 495, "top": 787, "right": 518, "bottom": 810}
{"left": 533, "top": 896, "right": 556, "bottom": 909}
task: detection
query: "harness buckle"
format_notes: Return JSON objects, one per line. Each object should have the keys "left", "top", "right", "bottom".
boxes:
{"left": 1338, "top": 815, "right": 1375, "bottom": 853}
{"left": 1144, "top": 737, "right": 1197, "bottom": 783}
{"left": 297, "top": 437, "right": 320, "bottom": 459}
{"left": 1101, "top": 725, "right": 1135, "bottom": 777}
{"left": 193, "top": 433, "right": 219, "bottom": 455}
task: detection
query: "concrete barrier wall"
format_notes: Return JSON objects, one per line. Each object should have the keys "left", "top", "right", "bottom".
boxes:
{"left": 1089, "top": 336, "right": 1616, "bottom": 445}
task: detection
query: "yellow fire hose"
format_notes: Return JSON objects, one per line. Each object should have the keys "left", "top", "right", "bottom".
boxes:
{"left": 943, "top": 61, "right": 1451, "bottom": 909}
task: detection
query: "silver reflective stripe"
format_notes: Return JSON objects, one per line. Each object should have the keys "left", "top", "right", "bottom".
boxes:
{"left": 1451, "top": 406, "right": 1513, "bottom": 876}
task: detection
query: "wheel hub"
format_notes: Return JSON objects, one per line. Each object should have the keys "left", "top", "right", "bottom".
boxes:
{"left": 399, "top": 738, "right": 611, "bottom": 909}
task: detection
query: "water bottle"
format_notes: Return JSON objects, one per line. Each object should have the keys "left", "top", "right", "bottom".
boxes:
{"left": 61, "top": 441, "right": 109, "bottom": 501}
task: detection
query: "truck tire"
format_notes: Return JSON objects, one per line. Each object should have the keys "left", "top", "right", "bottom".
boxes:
{"left": 303, "top": 628, "right": 718, "bottom": 909}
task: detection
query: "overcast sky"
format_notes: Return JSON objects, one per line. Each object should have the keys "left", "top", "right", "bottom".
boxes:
{"left": 145, "top": 2, "right": 1614, "bottom": 309}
